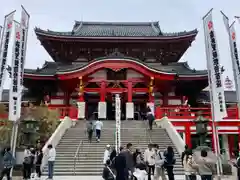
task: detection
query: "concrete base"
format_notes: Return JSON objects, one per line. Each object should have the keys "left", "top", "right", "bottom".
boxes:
{"left": 77, "top": 102, "right": 85, "bottom": 120}
{"left": 98, "top": 101, "right": 106, "bottom": 120}
{"left": 126, "top": 102, "right": 134, "bottom": 120}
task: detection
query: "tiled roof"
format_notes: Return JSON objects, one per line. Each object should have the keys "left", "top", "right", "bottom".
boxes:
{"left": 23, "top": 58, "right": 207, "bottom": 77}
{"left": 35, "top": 21, "right": 197, "bottom": 37}
{"left": 197, "top": 90, "right": 237, "bottom": 103}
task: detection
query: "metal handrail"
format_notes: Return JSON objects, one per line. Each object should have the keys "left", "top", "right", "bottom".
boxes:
{"left": 73, "top": 140, "right": 83, "bottom": 175}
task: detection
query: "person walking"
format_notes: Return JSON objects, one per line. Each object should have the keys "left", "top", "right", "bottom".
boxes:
{"left": 103, "top": 144, "right": 111, "bottom": 165}
{"left": 146, "top": 107, "right": 155, "bottom": 130}
{"left": 86, "top": 121, "right": 94, "bottom": 143}
{"left": 95, "top": 119, "right": 103, "bottom": 142}
{"left": 144, "top": 143, "right": 156, "bottom": 180}
{"left": 154, "top": 144, "right": 166, "bottom": 180}
{"left": 23, "top": 146, "right": 32, "bottom": 180}
{"left": 114, "top": 147, "right": 127, "bottom": 180}
{"left": 133, "top": 149, "right": 144, "bottom": 167}
{"left": 47, "top": 144, "right": 56, "bottom": 180}
{"left": 183, "top": 149, "right": 198, "bottom": 180}
{"left": 0, "top": 147, "right": 15, "bottom": 180}
{"left": 35, "top": 148, "right": 43, "bottom": 179}
{"left": 197, "top": 150, "right": 215, "bottom": 180}
{"left": 122, "top": 143, "right": 134, "bottom": 179}
{"left": 164, "top": 146, "right": 176, "bottom": 180}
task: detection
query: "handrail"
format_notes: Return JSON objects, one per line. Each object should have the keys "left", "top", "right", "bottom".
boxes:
{"left": 73, "top": 140, "right": 83, "bottom": 175}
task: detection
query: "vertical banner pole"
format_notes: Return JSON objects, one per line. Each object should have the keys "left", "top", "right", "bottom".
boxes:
{"left": 9, "top": 20, "right": 23, "bottom": 178}
{"left": 10, "top": 7, "right": 30, "bottom": 178}
{"left": 115, "top": 94, "right": 121, "bottom": 153}
{"left": 203, "top": 9, "right": 227, "bottom": 179}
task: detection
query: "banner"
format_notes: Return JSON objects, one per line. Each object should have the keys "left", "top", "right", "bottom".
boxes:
{"left": 203, "top": 9, "right": 227, "bottom": 121}
{"left": 222, "top": 12, "right": 240, "bottom": 104}
{"left": 0, "top": 11, "right": 16, "bottom": 101}
{"left": 17, "top": 6, "right": 30, "bottom": 118}
{"left": 9, "top": 21, "right": 22, "bottom": 121}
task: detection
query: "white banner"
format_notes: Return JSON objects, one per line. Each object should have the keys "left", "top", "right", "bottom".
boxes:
{"left": 17, "top": 6, "right": 30, "bottom": 118}
{"left": 0, "top": 11, "right": 16, "bottom": 101}
{"left": 203, "top": 10, "right": 227, "bottom": 121}
{"left": 229, "top": 24, "right": 240, "bottom": 100}
{"left": 9, "top": 21, "right": 22, "bottom": 121}
{"left": 222, "top": 12, "right": 240, "bottom": 104}
{"left": 115, "top": 94, "right": 121, "bottom": 153}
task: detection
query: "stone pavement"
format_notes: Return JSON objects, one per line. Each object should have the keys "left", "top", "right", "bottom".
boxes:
{"left": 9, "top": 175, "right": 236, "bottom": 180}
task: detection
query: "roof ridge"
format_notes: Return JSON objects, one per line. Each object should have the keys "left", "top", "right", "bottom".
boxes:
{"left": 74, "top": 21, "right": 159, "bottom": 26}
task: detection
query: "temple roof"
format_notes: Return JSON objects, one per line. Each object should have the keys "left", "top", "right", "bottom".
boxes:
{"left": 197, "top": 90, "right": 236, "bottom": 104}
{"left": 23, "top": 57, "right": 207, "bottom": 77}
{"left": 35, "top": 21, "right": 197, "bottom": 38}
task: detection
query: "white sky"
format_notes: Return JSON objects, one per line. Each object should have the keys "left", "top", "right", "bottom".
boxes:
{"left": 0, "top": 0, "right": 240, "bottom": 89}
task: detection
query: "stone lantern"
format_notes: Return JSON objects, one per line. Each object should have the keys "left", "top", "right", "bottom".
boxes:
{"left": 193, "top": 111, "right": 209, "bottom": 147}
{"left": 21, "top": 117, "right": 39, "bottom": 147}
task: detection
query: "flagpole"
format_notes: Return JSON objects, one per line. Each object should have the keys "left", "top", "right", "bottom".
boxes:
{"left": 203, "top": 9, "right": 222, "bottom": 179}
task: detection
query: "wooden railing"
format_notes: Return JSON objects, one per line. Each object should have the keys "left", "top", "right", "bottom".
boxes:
{"left": 0, "top": 106, "right": 239, "bottom": 123}
{"left": 155, "top": 106, "right": 239, "bottom": 119}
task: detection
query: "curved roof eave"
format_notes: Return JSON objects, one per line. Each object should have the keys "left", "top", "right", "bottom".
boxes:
{"left": 35, "top": 29, "right": 198, "bottom": 40}
{"left": 24, "top": 58, "right": 208, "bottom": 79}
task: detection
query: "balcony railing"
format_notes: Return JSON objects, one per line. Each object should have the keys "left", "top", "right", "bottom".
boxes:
{"left": 0, "top": 106, "right": 239, "bottom": 123}
{"left": 155, "top": 106, "right": 239, "bottom": 119}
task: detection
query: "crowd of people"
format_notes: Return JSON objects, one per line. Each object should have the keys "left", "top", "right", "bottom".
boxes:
{"left": 0, "top": 143, "right": 56, "bottom": 180}
{"left": 102, "top": 143, "right": 176, "bottom": 180}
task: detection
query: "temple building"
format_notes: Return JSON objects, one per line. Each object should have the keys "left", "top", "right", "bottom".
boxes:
{"left": 3, "top": 21, "right": 240, "bottom": 155}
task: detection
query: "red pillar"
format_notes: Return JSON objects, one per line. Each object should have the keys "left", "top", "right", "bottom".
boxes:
{"left": 128, "top": 81, "right": 132, "bottom": 102}
{"left": 211, "top": 133, "right": 215, "bottom": 152}
{"left": 100, "top": 81, "right": 106, "bottom": 102}
{"left": 228, "top": 135, "right": 234, "bottom": 158}
{"left": 185, "top": 124, "right": 191, "bottom": 148}
{"left": 79, "top": 93, "right": 84, "bottom": 102}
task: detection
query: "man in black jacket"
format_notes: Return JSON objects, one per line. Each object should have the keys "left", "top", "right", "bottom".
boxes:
{"left": 114, "top": 147, "right": 127, "bottom": 180}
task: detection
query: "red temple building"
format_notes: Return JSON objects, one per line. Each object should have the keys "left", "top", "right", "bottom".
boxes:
{"left": 3, "top": 21, "right": 240, "bottom": 156}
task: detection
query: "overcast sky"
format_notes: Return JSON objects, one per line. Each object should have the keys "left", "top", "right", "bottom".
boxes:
{"left": 0, "top": 0, "right": 240, "bottom": 89}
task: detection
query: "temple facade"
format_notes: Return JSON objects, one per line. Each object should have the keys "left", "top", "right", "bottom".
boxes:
{"left": 3, "top": 21, "right": 239, "bottom": 156}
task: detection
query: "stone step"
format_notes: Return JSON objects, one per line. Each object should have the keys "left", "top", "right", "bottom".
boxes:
{"left": 53, "top": 161, "right": 183, "bottom": 165}
{"left": 42, "top": 171, "right": 184, "bottom": 176}
{"left": 55, "top": 156, "right": 182, "bottom": 161}
{"left": 47, "top": 168, "right": 184, "bottom": 173}
{"left": 53, "top": 163, "right": 184, "bottom": 169}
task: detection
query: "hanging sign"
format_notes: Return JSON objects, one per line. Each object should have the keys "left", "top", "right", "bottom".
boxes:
{"left": 203, "top": 9, "right": 227, "bottom": 121}
{"left": 9, "top": 22, "right": 22, "bottom": 121}
{"left": 0, "top": 11, "right": 16, "bottom": 101}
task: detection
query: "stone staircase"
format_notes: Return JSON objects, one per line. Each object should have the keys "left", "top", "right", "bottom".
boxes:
{"left": 43, "top": 120, "right": 184, "bottom": 176}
